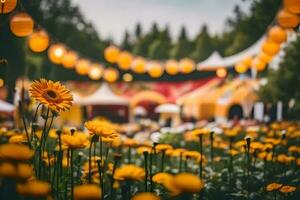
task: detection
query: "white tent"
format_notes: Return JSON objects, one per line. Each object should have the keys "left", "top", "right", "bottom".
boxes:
{"left": 74, "top": 83, "right": 128, "bottom": 106}
{"left": 198, "top": 51, "right": 225, "bottom": 70}
{"left": 198, "top": 36, "right": 266, "bottom": 70}
{"left": 0, "top": 100, "right": 14, "bottom": 112}
{"left": 155, "top": 103, "right": 180, "bottom": 114}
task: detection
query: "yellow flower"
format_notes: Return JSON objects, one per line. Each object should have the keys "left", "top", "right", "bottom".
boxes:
{"left": 114, "top": 164, "right": 145, "bottom": 181}
{"left": 152, "top": 172, "right": 173, "bottom": 184}
{"left": 228, "top": 149, "right": 239, "bottom": 156}
{"left": 16, "top": 180, "right": 51, "bottom": 197}
{"left": 131, "top": 192, "right": 160, "bottom": 200}
{"left": 0, "top": 144, "right": 34, "bottom": 161}
{"left": 0, "top": 162, "right": 34, "bottom": 180}
{"left": 190, "top": 128, "right": 210, "bottom": 137}
{"left": 29, "top": 79, "right": 73, "bottom": 113}
{"left": 277, "top": 154, "right": 295, "bottom": 165}
{"left": 266, "top": 183, "right": 283, "bottom": 192}
{"left": 162, "top": 173, "right": 204, "bottom": 196}
{"left": 224, "top": 129, "right": 239, "bottom": 137}
{"left": 123, "top": 138, "right": 138, "bottom": 147}
{"left": 250, "top": 142, "right": 264, "bottom": 151}
{"left": 182, "top": 151, "right": 204, "bottom": 163}
{"left": 257, "top": 152, "right": 272, "bottom": 161}
{"left": 171, "top": 148, "right": 186, "bottom": 157}
{"left": 279, "top": 185, "right": 297, "bottom": 193}
{"left": 136, "top": 146, "right": 152, "bottom": 155}
{"left": 172, "top": 173, "right": 204, "bottom": 194}
{"left": 85, "top": 119, "right": 119, "bottom": 138}
{"left": 288, "top": 145, "right": 299, "bottom": 153}
{"left": 73, "top": 184, "right": 102, "bottom": 200}
{"left": 155, "top": 144, "right": 173, "bottom": 153}
{"left": 8, "top": 134, "right": 27, "bottom": 144}
{"left": 61, "top": 132, "right": 90, "bottom": 149}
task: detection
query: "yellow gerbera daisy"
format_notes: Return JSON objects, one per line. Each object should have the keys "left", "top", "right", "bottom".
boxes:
{"left": 29, "top": 79, "right": 73, "bottom": 113}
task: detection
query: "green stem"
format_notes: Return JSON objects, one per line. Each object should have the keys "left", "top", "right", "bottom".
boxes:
{"left": 70, "top": 148, "right": 74, "bottom": 200}
{"left": 143, "top": 152, "right": 148, "bottom": 192}
{"left": 97, "top": 160, "right": 104, "bottom": 200}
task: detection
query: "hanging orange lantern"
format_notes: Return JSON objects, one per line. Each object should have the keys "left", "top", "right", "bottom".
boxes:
{"left": 0, "top": 0, "right": 17, "bottom": 14}
{"left": 165, "top": 60, "right": 179, "bottom": 75}
{"left": 123, "top": 73, "right": 133, "bottom": 82}
{"left": 252, "top": 58, "right": 267, "bottom": 71}
{"left": 28, "top": 30, "right": 49, "bottom": 52}
{"left": 148, "top": 62, "right": 164, "bottom": 78}
{"left": 62, "top": 51, "right": 78, "bottom": 69}
{"left": 117, "top": 51, "right": 133, "bottom": 70}
{"left": 284, "top": 0, "right": 300, "bottom": 14}
{"left": 88, "top": 64, "right": 103, "bottom": 80}
{"left": 10, "top": 12, "right": 34, "bottom": 37}
{"left": 277, "top": 9, "right": 300, "bottom": 29}
{"left": 103, "top": 68, "right": 119, "bottom": 82}
{"left": 216, "top": 68, "right": 227, "bottom": 78}
{"left": 234, "top": 62, "right": 248, "bottom": 73}
{"left": 104, "top": 46, "right": 120, "bottom": 63}
{"left": 241, "top": 56, "right": 252, "bottom": 67}
{"left": 131, "top": 57, "right": 146, "bottom": 74}
{"left": 257, "top": 52, "right": 273, "bottom": 63}
{"left": 75, "top": 59, "right": 90, "bottom": 75}
{"left": 268, "top": 26, "right": 287, "bottom": 44}
{"left": 179, "top": 58, "right": 195, "bottom": 74}
{"left": 48, "top": 44, "right": 66, "bottom": 64}
{"left": 261, "top": 40, "right": 280, "bottom": 56}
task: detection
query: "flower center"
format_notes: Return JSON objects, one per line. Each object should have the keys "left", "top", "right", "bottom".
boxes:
{"left": 45, "top": 90, "right": 58, "bottom": 99}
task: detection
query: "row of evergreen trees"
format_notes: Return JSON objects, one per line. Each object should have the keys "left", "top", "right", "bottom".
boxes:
{"left": 0, "top": 0, "right": 281, "bottom": 100}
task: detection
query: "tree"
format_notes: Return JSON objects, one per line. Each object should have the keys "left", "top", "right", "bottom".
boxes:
{"left": 121, "top": 30, "right": 132, "bottom": 51}
{"left": 135, "top": 23, "right": 142, "bottom": 39}
{"left": 132, "top": 22, "right": 160, "bottom": 57}
{"left": 148, "top": 26, "right": 172, "bottom": 59}
{"left": 259, "top": 36, "right": 300, "bottom": 119}
{"left": 169, "top": 26, "right": 193, "bottom": 59}
{"left": 191, "top": 25, "right": 214, "bottom": 62}
{"left": 218, "top": 0, "right": 281, "bottom": 56}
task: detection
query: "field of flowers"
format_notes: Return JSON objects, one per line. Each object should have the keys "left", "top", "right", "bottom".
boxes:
{"left": 0, "top": 79, "right": 299, "bottom": 200}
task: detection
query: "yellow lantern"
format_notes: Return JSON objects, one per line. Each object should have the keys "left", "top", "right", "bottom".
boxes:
{"left": 48, "top": 44, "right": 66, "bottom": 64}
{"left": 148, "top": 62, "right": 164, "bottom": 78}
{"left": 10, "top": 12, "right": 34, "bottom": 37}
{"left": 165, "top": 60, "right": 179, "bottom": 75}
{"left": 62, "top": 51, "right": 78, "bottom": 69}
{"left": 103, "top": 68, "right": 119, "bottom": 82}
{"left": 179, "top": 58, "right": 195, "bottom": 74}
{"left": 268, "top": 26, "right": 287, "bottom": 44}
{"left": 0, "top": 78, "right": 4, "bottom": 87}
{"left": 216, "top": 68, "right": 227, "bottom": 78}
{"left": 277, "top": 9, "right": 300, "bottom": 29}
{"left": 123, "top": 73, "right": 133, "bottom": 82}
{"left": 241, "top": 56, "right": 252, "bottom": 67}
{"left": 117, "top": 51, "right": 133, "bottom": 70}
{"left": 257, "top": 52, "right": 273, "bottom": 63}
{"left": 104, "top": 46, "right": 120, "bottom": 63}
{"left": 252, "top": 58, "right": 267, "bottom": 71}
{"left": 75, "top": 59, "right": 90, "bottom": 75}
{"left": 0, "top": 0, "right": 17, "bottom": 14}
{"left": 131, "top": 57, "right": 146, "bottom": 74}
{"left": 28, "top": 30, "right": 49, "bottom": 52}
{"left": 234, "top": 62, "right": 248, "bottom": 73}
{"left": 284, "top": 0, "right": 300, "bottom": 14}
{"left": 88, "top": 64, "right": 103, "bottom": 80}
{"left": 261, "top": 40, "right": 280, "bottom": 56}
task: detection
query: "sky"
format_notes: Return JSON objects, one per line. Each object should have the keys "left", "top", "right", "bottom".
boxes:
{"left": 73, "top": 0, "right": 251, "bottom": 44}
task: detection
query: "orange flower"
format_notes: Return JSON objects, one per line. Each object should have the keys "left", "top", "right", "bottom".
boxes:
{"left": 279, "top": 185, "right": 297, "bottom": 193}
{"left": 29, "top": 79, "right": 73, "bottom": 112}
{"left": 266, "top": 183, "right": 282, "bottom": 192}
